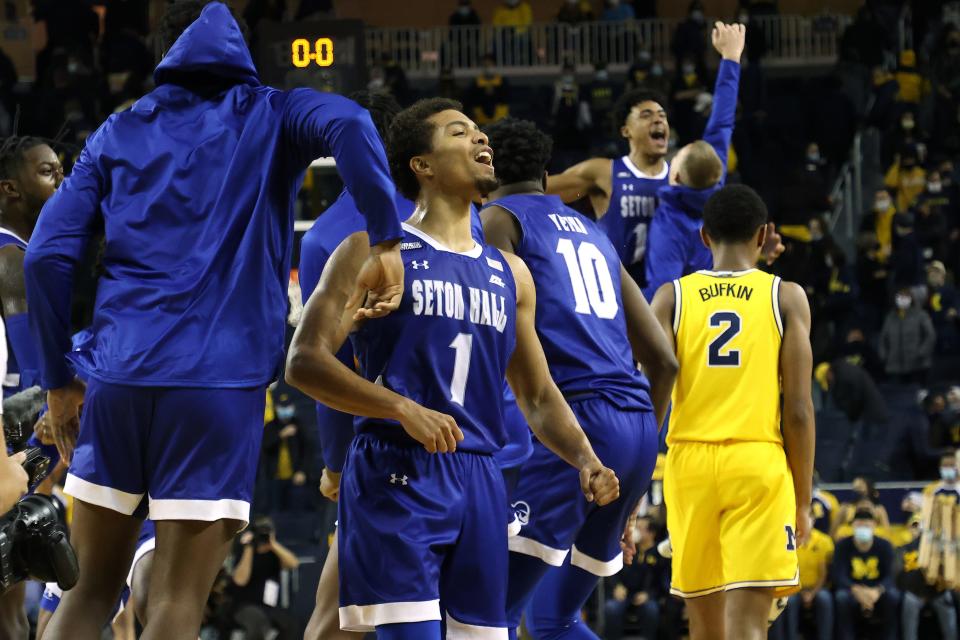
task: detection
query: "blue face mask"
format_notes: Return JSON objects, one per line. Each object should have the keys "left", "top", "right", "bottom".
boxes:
{"left": 853, "top": 526, "right": 874, "bottom": 545}
{"left": 276, "top": 406, "right": 295, "bottom": 421}
{"left": 942, "top": 466, "right": 958, "bottom": 482}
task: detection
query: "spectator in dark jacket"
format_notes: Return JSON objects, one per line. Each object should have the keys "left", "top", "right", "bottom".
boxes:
{"left": 835, "top": 327, "right": 885, "bottom": 380}
{"left": 890, "top": 212, "right": 925, "bottom": 289}
{"left": 927, "top": 389, "right": 960, "bottom": 449}
{"left": 833, "top": 510, "right": 900, "bottom": 640}
{"left": 450, "top": 0, "right": 481, "bottom": 26}
{"left": 260, "top": 394, "right": 309, "bottom": 512}
{"left": 914, "top": 170, "right": 953, "bottom": 261}
{"left": 556, "top": 0, "right": 594, "bottom": 24}
{"left": 819, "top": 359, "right": 889, "bottom": 424}
{"left": 879, "top": 288, "right": 936, "bottom": 383}
{"left": 926, "top": 260, "right": 960, "bottom": 353}
{"left": 670, "top": 1, "right": 707, "bottom": 75}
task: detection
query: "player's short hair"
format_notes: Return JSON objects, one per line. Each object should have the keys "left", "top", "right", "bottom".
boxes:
{"left": 852, "top": 509, "right": 876, "bottom": 522}
{"left": 679, "top": 141, "right": 723, "bottom": 190}
{"left": 702, "top": 184, "right": 768, "bottom": 243}
{"left": 348, "top": 90, "right": 402, "bottom": 143}
{"left": 158, "top": 0, "right": 249, "bottom": 54}
{"left": 387, "top": 97, "right": 463, "bottom": 201}
{"left": 0, "top": 137, "right": 50, "bottom": 181}
{"left": 483, "top": 118, "right": 553, "bottom": 186}
{"left": 613, "top": 88, "right": 668, "bottom": 129}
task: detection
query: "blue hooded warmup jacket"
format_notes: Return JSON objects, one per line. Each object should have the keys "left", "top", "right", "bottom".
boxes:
{"left": 24, "top": 2, "right": 403, "bottom": 390}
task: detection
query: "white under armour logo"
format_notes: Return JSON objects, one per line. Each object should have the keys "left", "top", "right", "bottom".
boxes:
{"left": 411, "top": 260, "right": 429, "bottom": 270}
{"left": 389, "top": 473, "right": 409, "bottom": 485}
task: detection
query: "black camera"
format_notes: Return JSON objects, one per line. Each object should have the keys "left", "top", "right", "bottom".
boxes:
{"left": 3, "top": 387, "right": 52, "bottom": 489}
{"left": 0, "top": 494, "right": 78, "bottom": 591}
{"left": 253, "top": 521, "right": 274, "bottom": 546}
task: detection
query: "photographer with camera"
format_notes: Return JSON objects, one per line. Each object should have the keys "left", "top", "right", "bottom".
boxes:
{"left": 227, "top": 516, "right": 299, "bottom": 640}
{"left": 0, "top": 320, "right": 28, "bottom": 514}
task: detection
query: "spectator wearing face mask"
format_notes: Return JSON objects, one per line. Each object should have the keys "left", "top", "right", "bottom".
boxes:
{"left": 556, "top": 0, "right": 593, "bottom": 25}
{"left": 671, "top": 1, "right": 707, "bottom": 80}
{"left": 259, "top": 394, "right": 309, "bottom": 513}
{"left": 925, "top": 260, "right": 959, "bottom": 354}
{"left": 883, "top": 112, "right": 925, "bottom": 171}
{"left": 585, "top": 62, "right": 618, "bottom": 153}
{"left": 922, "top": 451, "right": 960, "bottom": 500}
{"left": 914, "top": 170, "right": 953, "bottom": 261}
{"left": 469, "top": 54, "right": 510, "bottom": 125}
{"left": 626, "top": 49, "right": 670, "bottom": 96}
{"left": 927, "top": 389, "right": 960, "bottom": 450}
{"left": 671, "top": 56, "right": 708, "bottom": 144}
{"left": 872, "top": 189, "right": 897, "bottom": 262}
{"left": 449, "top": 0, "right": 481, "bottom": 26}
{"left": 832, "top": 510, "right": 900, "bottom": 640}
{"left": 885, "top": 145, "right": 927, "bottom": 212}
{"left": 897, "top": 513, "right": 957, "bottom": 640}
{"left": 879, "top": 287, "right": 936, "bottom": 384}
{"left": 838, "top": 478, "right": 891, "bottom": 529}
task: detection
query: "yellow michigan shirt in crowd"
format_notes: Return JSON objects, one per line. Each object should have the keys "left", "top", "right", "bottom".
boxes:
{"left": 664, "top": 269, "right": 801, "bottom": 598}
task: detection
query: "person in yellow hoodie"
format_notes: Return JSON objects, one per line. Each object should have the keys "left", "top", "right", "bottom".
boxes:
{"left": 872, "top": 189, "right": 897, "bottom": 261}
{"left": 894, "top": 50, "right": 929, "bottom": 106}
{"left": 884, "top": 145, "right": 927, "bottom": 212}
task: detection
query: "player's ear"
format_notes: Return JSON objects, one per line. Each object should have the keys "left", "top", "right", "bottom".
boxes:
{"left": 620, "top": 123, "right": 631, "bottom": 140}
{"left": 541, "top": 170, "right": 548, "bottom": 191}
{"left": 756, "top": 223, "right": 768, "bottom": 248}
{"left": 410, "top": 155, "right": 433, "bottom": 181}
{"left": 700, "top": 226, "right": 711, "bottom": 249}
{"left": 0, "top": 179, "right": 19, "bottom": 200}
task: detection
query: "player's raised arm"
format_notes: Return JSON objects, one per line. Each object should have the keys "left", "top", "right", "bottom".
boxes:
{"left": 545, "top": 157, "right": 611, "bottom": 204}
{"left": 502, "top": 252, "right": 619, "bottom": 506}
{"left": 779, "top": 280, "right": 816, "bottom": 546}
{"left": 702, "top": 22, "right": 744, "bottom": 179}
{"left": 282, "top": 89, "right": 405, "bottom": 315}
{"left": 285, "top": 231, "right": 464, "bottom": 454}
{"left": 621, "top": 268, "right": 678, "bottom": 429}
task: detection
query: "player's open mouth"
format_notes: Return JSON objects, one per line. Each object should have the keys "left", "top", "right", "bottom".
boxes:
{"left": 475, "top": 148, "right": 494, "bottom": 166}
{"left": 650, "top": 130, "right": 667, "bottom": 142}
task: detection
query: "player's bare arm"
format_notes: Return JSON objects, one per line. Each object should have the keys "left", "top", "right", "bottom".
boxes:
{"left": 502, "top": 251, "right": 620, "bottom": 506}
{"left": 0, "top": 246, "right": 27, "bottom": 316}
{"left": 779, "top": 280, "right": 815, "bottom": 547}
{"left": 479, "top": 205, "right": 521, "bottom": 253}
{"left": 620, "top": 265, "right": 678, "bottom": 429}
{"left": 649, "top": 282, "right": 677, "bottom": 358}
{"left": 286, "top": 231, "right": 464, "bottom": 454}
{"left": 545, "top": 157, "right": 613, "bottom": 206}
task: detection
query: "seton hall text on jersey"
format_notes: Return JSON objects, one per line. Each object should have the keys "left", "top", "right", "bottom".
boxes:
{"left": 619, "top": 194, "right": 656, "bottom": 219}
{"left": 411, "top": 279, "right": 509, "bottom": 332}
{"left": 698, "top": 282, "right": 754, "bottom": 302}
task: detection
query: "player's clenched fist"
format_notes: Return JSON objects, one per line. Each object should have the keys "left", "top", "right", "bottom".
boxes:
{"left": 712, "top": 21, "right": 746, "bottom": 63}
{"left": 579, "top": 459, "right": 620, "bottom": 505}
{"left": 397, "top": 400, "right": 465, "bottom": 453}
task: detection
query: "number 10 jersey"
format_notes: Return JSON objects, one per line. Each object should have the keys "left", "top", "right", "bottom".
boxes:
{"left": 350, "top": 223, "right": 517, "bottom": 456}
{"left": 668, "top": 269, "right": 784, "bottom": 446}
{"left": 482, "top": 194, "right": 651, "bottom": 412}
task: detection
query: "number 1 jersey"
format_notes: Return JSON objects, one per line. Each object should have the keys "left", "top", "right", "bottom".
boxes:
{"left": 668, "top": 269, "right": 783, "bottom": 446}
{"left": 482, "top": 194, "right": 651, "bottom": 412}
{"left": 350, "top": 223, "right": 518, "bottom": 455}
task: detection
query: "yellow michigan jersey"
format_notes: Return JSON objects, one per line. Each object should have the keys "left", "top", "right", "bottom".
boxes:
{"left": 664, "top": 269, "right": 800, "bottom": 598}
{"left": 667, "top": 268, "right": 783, "bottom": 445}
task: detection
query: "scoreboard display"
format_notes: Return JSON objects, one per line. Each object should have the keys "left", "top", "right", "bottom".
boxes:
{"left": 255, "top": 20, "right": 366, "bottom": 94}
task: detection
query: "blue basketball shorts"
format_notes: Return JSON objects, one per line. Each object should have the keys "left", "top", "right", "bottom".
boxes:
{"left": 338, "top": 434, "right": 509, "bottom": 637}
{"left": 65, "top": 379, "right": 266, "bottom": 523}
{"left": 508, "top": 396, "right": 658, "bottom": 577}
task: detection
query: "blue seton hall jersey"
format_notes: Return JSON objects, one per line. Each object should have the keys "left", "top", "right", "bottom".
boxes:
{"left": 0, "top": 228, "right": 31, "bottom": 396}
{"left": 351, "top": 223, "right": 518, "bottom": 455}
{"left": 484, "top": 194, "right": 652, "bottom": 412}
{"left": 598, "top": 157, "right": 668, "bottom": 289}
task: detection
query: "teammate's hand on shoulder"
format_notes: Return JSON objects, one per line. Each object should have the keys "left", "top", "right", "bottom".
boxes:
{"left": 46, "top": 378, "right": 86, "bottom": 465}
{"left": 320, "top": 468, "right": 341, "bottom": 502}
{"left": 712, "top": 21, "right": 746, "bottom": 63}
{"left": 397, "top": 399, "right": 464, "bottom": 454}
{"left": 0, "top": 450, "right": 27, "bottom": 513}
{"left": 350, "top": 241, "right": 404, "bottom": 321}
{"left": 795, "top": 505, "right": 812, "bottom": 548}
{"left": 579, "top": 459, "right": 620, "bottom": 505}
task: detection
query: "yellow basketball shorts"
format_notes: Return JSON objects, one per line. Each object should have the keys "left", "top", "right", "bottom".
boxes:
{"left": 664, "top": 441, "right": 800, "bottom": 599}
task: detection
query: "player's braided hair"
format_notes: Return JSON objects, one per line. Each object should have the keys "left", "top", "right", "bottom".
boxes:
{"left": 483, "top": 118, "right": 553, "bottom": 186}
{"left": 613, "top": 88, "right": 668, "bottom": 130}
{"left": 158, "top": 0, "right": 248, "bottom": 55}
{"left": 387, "top": 98, "right": 463, "bottom": 201}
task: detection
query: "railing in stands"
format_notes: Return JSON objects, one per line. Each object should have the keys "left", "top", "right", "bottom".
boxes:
{"left": 828, "top": 131, "right": 863, "bottom": 259}
{"left": 365, "top": 14, "right": 853, "bottom": 78}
